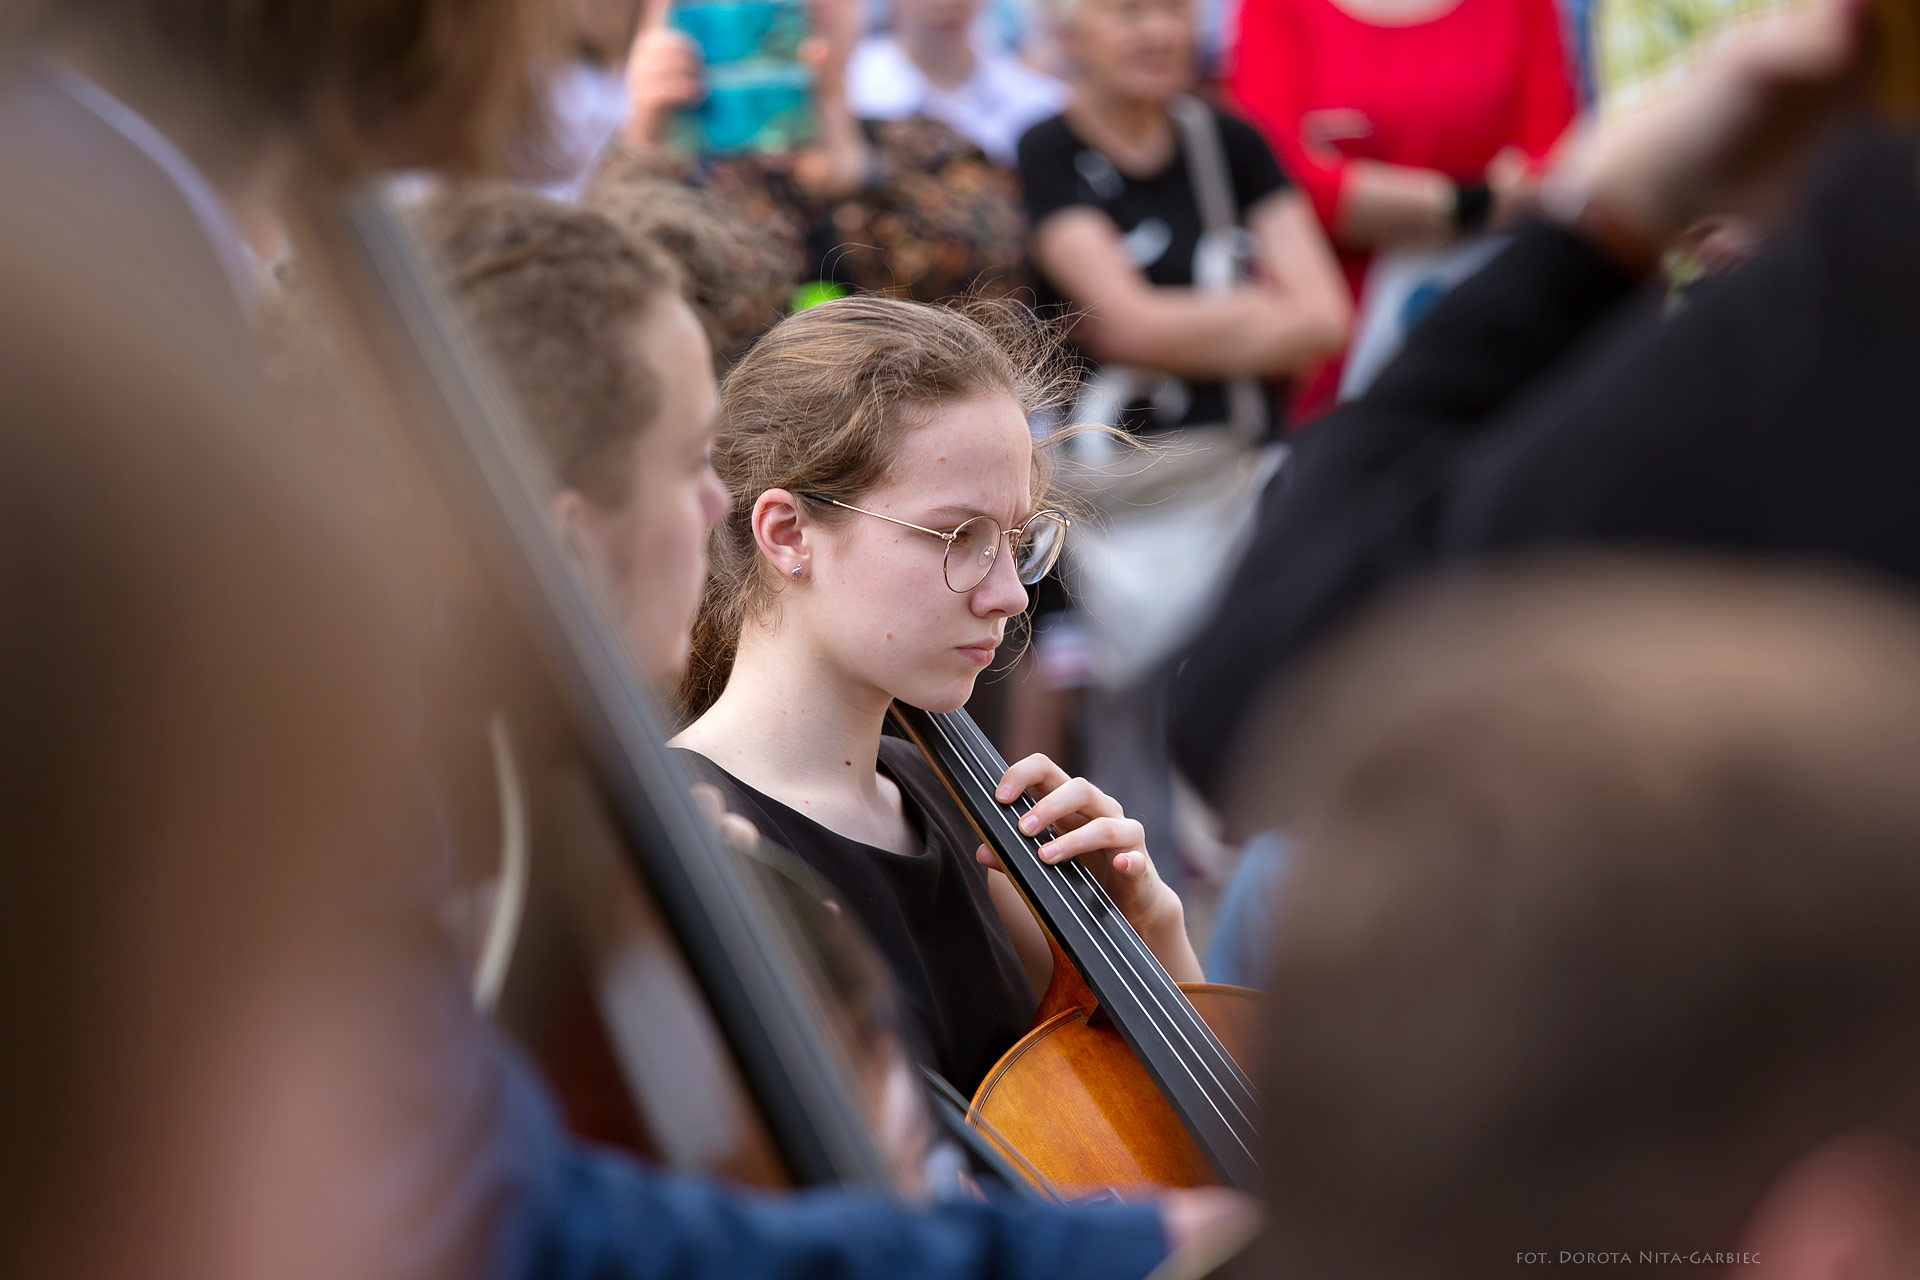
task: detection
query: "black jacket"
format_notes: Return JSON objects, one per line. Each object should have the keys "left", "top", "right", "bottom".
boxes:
{"left": 1171, "top": 125, "right": 1920, "bottom": 801}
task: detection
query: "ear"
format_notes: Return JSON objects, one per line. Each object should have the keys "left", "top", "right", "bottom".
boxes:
{"left": 552, "top": 488, "right": 596, "bottom": 556}
{"left": 1739, "top": 1134, "right": 1920, "bottom": 1280}
{"left": 751, "top": 488, "right": 810, "bottom": 580}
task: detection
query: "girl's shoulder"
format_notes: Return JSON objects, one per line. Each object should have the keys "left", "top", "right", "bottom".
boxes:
{"left": 875, "top": 734, "right": 999, "bottom": 865}
{"left": 876, "top": 732, "right": 956, "bottom": 797}
{"left": 669, "top": 745, "right": 791, "bottom": 837}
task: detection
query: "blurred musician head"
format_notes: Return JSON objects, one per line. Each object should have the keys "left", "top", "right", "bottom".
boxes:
{"left": 30, "top": 0, "right": 562, "bottom": 179}
{"left": 412, "top": 186, "right": 730, "bottom": 685}
{"left": 1234, "top": 557, "right": 1920, "bottom": 1280}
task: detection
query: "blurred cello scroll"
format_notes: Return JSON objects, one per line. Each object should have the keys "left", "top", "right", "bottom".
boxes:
{"left": 888, "top": 704, "right": 1264, "bottom": 1200}
{"left": 284, "top": 179, "right": 928, "bottom": 1194}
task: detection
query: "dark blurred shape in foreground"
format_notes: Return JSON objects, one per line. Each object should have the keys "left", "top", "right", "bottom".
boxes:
{"left": 0, "top": 113, "right": 452, "bottom": 1280}
{"left": 1233, "top": 556, "right": 1920, "bottom": 1280}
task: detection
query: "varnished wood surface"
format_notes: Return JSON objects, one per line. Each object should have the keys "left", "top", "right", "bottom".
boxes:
{"left": 967, "top": 984, "right": 1261, "bottom": 1199}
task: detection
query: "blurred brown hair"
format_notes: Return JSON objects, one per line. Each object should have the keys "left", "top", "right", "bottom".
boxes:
{"left": 678, "top": 295, "right": 1076, "bottom": 721}
{"left": 37, "top": 0, "right": 563, "bottom": 174}
{"left": 584, "top": 151, "right": 801, "bottom": 371}
{"left": 1237, "top": 557, "right": 1920, "bottom": 1280}
{"left": 409, "top": 186, "right": 684, "bottom": 508}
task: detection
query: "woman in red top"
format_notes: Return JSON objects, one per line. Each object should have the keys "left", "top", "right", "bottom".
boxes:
{"left": 1227, "top": 0, "right": 1578, "bottom": 409}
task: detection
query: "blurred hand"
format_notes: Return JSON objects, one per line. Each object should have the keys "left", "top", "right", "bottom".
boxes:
{"left": 801, "top": 0, "right": 863, "bottom": 107}
{"left": 1158, "top": 1187, "right": 1263, "bottom": 1256}
{"left": 789, "top": 0, "right": 872, "bottom": 196}
{"left": 690, "top": 781, "right": 761, "bottom": 859}
{"left": 1565, "top": 0, "right": 1869, "bottom": 251}
{"left": 977, "top": 754, "right": 1199, "bottom": 980}
{"left": 621, "top": 0, "right": 703, "bottom": 149}
{"left": 1487, "top": 146, "right": 1542, "bottom": 229}
{"left": 1678, "top": 213, "right": 1766, "bottom": 273}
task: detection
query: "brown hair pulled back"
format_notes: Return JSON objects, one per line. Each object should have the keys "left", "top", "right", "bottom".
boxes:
{"left": 679, "top": 295, "right": 1075, "bottom": 721}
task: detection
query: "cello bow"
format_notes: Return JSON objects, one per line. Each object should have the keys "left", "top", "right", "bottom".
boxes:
{"left": 888, "top": 703, "right": 1263, "bottom": 1194}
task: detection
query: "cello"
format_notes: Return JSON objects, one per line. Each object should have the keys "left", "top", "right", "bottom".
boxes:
{"left": 890, "top": 704, "right": 1263, "bottom": 1198}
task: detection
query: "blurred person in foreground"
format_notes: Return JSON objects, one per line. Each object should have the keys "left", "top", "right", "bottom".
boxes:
{"left": 0, "top": 150, "right": 443, "bottom": 1280}
{"left": 1171, "top": 0, "right": 1920, "bottom": 804}
{"left": 1, "top": 2, "right": 550, "bottom": 1276}
{"left": 3, "top": 3, "right": 1235, "bottom": 1278}
{"left": 1220, "top": 557, "right": 1920, "bottom": 1280}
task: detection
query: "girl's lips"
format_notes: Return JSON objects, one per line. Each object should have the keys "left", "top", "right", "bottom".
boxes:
{"left": 956, "top": 642, "right": 999, "bottom": 665}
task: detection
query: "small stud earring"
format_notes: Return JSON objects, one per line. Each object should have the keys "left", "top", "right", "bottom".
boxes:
{"left": 791, "top": 565, "right": 806, "bottom": 580}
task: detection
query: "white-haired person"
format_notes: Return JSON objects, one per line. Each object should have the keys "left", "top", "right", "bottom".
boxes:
{"left": 1010, "top": 0, "right": 1350, "bottom": 867}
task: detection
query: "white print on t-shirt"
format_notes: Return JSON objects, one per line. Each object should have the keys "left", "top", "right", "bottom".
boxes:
{"left": 1074, "top": 149, "right": 1125, "bottom": 201}
{"left": 1122, "top": 218, "right": 1173, "bottom": 268}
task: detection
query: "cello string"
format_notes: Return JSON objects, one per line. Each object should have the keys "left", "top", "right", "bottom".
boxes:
{"left": 938, "top": 708, "right": 1259, "bottom": 1104}
{"left": 946, "top": 711, "right": 1261, "bottom": 1102}
{"left": 934, "top": 709, "right": 1258, "bottom": 1110}
{"left": 938, "top": 711, "right": 1259, "bottom": 1113}
{"left": 923, "top": 712, "right": 1260, "bottom": 1150}
{"left": 927, "top": 713, "right": 1261, "bottom": 1150}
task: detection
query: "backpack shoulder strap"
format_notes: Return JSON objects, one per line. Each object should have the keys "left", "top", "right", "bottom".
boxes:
{"left": 1168, "top": 95, "right": 1238, "bottom": 240}
{"left": 1168, "top": 95, "right": 1267, "bottom": 443}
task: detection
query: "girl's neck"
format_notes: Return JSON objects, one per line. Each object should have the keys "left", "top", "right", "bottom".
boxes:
{"left": 675, "top": 622, "right": 896, "bottom": 817}
{"left": 1065, "top": 85, "right": 1174, "bottom": 175}
{"left": 897, "top": 27, "right": 978, "bottom": 93}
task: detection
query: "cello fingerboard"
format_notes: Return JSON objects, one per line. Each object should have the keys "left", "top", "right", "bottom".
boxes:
{"left": 889, "top": 704, "right": 1262, "bottom": 1189}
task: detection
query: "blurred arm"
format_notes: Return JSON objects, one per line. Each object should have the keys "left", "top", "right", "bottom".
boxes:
{"left": 1029, "top": 206, "right": 1345, "bottom": 379}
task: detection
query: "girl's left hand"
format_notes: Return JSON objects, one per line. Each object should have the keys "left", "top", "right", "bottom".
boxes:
{"left": 976, "top": 754, "right": 1195, "bottom": 972}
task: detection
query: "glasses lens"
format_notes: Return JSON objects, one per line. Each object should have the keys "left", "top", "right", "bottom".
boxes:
{"left": 1013, "top": 513, "right": 1066, "bottom": 585}
{"left": 945, "top": 516, "right": 1000, "bottom": 592}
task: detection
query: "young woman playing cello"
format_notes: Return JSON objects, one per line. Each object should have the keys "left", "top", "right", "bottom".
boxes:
{"left": 671, "top": 296, "right": 1203, "bottom": 1095}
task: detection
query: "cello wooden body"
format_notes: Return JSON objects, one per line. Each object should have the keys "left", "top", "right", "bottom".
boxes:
{"left": 971, "top": 966, "right": 1260, "bottom": 1197}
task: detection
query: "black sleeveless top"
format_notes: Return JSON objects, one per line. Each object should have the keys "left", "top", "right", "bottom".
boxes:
{"left": 673, "top": 737, "right": 1037, "bottom": 1093}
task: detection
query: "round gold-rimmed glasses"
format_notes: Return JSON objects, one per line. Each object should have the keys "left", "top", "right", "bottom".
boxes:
{"left": 802, "top": 494, "right": 1071, "bottom": 593}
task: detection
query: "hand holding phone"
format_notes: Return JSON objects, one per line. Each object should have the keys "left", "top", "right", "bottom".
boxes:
{"left": 621, "top": 0, "right": 706, "bottom": 149}
{"left": 666, "top": 0, "right": 816, "bottom": 156}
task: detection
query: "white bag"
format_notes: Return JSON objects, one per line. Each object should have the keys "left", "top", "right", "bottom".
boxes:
{"left": 1063, "top": 430, "right": 1282, "bottom": 688}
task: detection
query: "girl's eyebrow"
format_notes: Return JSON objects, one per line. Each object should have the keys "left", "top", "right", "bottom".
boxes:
{"left": 919, "top": 504, "right": 994, "bottom": 525}
{"left": 921, "top": 502, "right": 1029, "bottom": 525}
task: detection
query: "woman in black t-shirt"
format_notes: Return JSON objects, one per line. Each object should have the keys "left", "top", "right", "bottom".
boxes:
{"left": 670, "top": 296, "right": 1205, "bottom": 1095}
{"left": 1015, "top": 0, "right": 1350, "bottom": 438}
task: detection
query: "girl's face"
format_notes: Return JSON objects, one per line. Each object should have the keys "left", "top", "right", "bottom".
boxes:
{"left": 1063, "top": 0, "right": 1196, "bottom": 106}
{"left": 794, "top": 391, "right": 1036, "bottom": 714}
